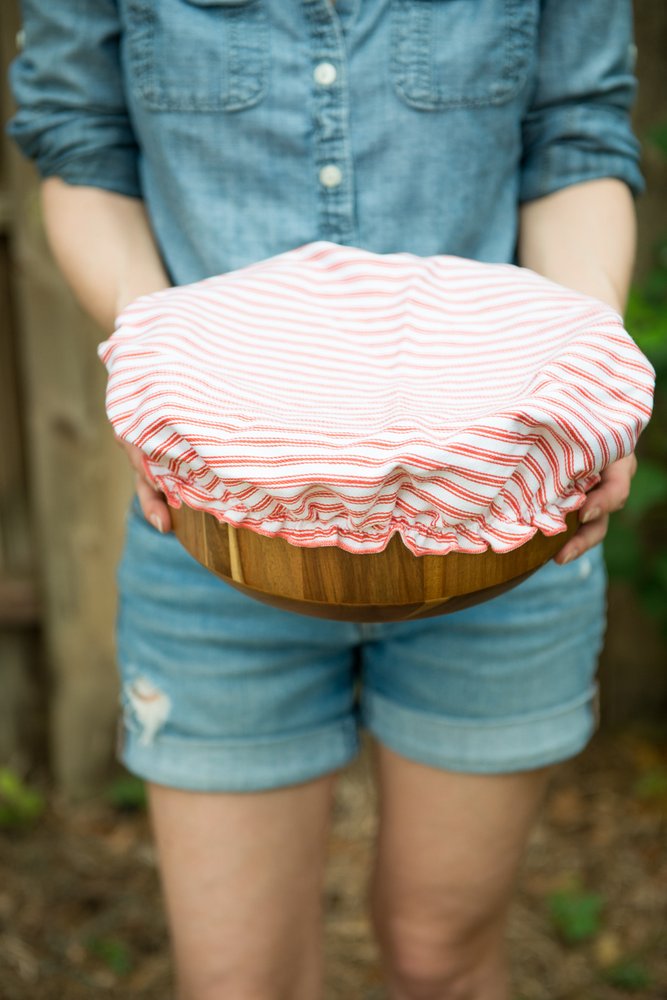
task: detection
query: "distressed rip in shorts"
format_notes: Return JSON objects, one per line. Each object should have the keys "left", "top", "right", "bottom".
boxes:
{"left": 115, "top": 494, "right": 606, "bottom": 792}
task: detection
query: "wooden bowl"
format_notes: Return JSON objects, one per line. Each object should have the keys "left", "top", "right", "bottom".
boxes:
{"left": 171, "top": 505, "right": 578, "bottom": 622}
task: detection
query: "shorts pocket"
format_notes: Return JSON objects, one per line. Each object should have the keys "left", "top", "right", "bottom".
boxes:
{"left": 390, "top": 0, "right": 537, "bottom": 110}
{"left": 126, "top": 0, "right": 269, "bottom": 112}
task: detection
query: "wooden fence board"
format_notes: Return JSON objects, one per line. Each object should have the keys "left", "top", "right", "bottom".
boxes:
{"left": 0, "top": 11, "right": 43, "bottom": 775}
{"left": 1, "top": 3, "right": 134, "bottom": 794}
{"left": 9, "top": 170, "right": 135, "bottom": 793}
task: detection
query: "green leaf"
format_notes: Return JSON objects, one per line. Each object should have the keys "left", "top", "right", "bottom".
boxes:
{"left": 0, "top": 768, "right": 46, "bottom": 829}
{"left": 547, "top": 888, "right": 604, "bottom": 944}
{"left": 603, "top": 958, "right": 652, "bottom": 990}
{"left": 623, "top": 461, "right": 667, "bottom": 519}
{"left": 625, "top": 287, "right": 667, "bottom": 364}
{"left": 85, "top": 936, "right": 133, "bottom": 976}
{"left": 647, "top": 122, "right": 667, "bottom": 158}
{"left": 634, "top": 767, "right": 667, "bottom": 801}
{"left": 105, "top": 775, "right": 147, "bottom": 812}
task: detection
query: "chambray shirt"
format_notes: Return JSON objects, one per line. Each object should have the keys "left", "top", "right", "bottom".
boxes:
{"left": 7, "top": 0, "right": 644, "bottom": 287}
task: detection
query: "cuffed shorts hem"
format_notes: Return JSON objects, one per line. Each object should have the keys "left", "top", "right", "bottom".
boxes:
{"left": 360, "top": 683, "right": 600, "bottom": 774}
{"left": 116, "top": 716, "right": 360, "bottom": 793}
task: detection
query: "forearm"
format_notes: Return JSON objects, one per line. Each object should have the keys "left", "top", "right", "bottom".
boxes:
{"left": 40, "top": 178, "right": 172, "bottom": 334}
{"left": 518, "top": 177, "right": 640, "bottom": 564}
{"left": 516, "top": 177, "right": 637, "bottom": 316}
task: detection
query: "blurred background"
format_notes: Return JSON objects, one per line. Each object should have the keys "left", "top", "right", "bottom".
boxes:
{"left": 0, "top": 2, "right": 665, "bottom": 998}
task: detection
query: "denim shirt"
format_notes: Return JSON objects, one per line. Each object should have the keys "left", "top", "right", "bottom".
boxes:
{"left": 7, "top": 0, "right": 644, "bottom": 287}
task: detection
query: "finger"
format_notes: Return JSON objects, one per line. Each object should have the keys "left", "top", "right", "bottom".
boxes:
{"left": 135, "top": 474, "right": 173, "bottom": 533}
{"left": 555, "top": 513, "right": 609, "bottom": 565}
{"left": 119, "top": 439, "right": 146, "bottom": 476}
{"left": 120, "top": 440, "right": 162, "bottom": 493}
{"left": 579, "top": 455, "right": 636, "bottom": 523}
{"left": 117, "top": 438, "right": 169, "bottom": 527}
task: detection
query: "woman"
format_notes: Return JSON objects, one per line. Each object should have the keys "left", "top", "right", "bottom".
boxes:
{"left": 7, "top": 2, "right": 643, "bottom": 997}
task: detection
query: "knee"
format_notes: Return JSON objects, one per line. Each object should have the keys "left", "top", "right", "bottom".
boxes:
{"left": 371, "top": 913, "right": 507, "bottom": 1000}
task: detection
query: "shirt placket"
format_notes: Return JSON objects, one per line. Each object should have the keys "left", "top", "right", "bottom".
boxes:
{"left": 304, "top": 0, "right": 358, "bottom": 245}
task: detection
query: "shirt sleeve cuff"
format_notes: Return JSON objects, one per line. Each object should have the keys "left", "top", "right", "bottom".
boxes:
{"left": 519, "top": 104, "right": 646, "bottom": 204}
{"left": 35, "top": 147, "right": 142, "bottom": 199}
{"left": 5, "top": 107, "right": 143, "bottom": 198}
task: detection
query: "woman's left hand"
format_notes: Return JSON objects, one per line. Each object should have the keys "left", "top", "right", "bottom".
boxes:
{"left": 554, "top": 453, "right": 638, "bottom": 565}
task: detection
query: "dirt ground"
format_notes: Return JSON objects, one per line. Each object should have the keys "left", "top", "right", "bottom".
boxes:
{"left": 1, "top": 722, "right": 666, "bottom": 1000}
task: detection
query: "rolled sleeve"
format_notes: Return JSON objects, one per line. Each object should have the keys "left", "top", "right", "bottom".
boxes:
{"left": 5, "top": 0, "right": 141, "bottom": 198}
{"left": 519, "top": 0, "right": 645, "bottom": 204}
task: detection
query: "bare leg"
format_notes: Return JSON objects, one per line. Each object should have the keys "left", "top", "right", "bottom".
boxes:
{"left": 146, "top": 771, "right": 339, "bottom": 1000}
{"left": 366, "top": 741, "right": 553, "bottom": 1000}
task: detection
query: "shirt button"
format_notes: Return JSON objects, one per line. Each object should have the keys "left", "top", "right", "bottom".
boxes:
{"left": 319, "top": 164, "right": 343, "bottom": 188}
{"left": 313, "top": 61, "right": 337, "bottom": 87}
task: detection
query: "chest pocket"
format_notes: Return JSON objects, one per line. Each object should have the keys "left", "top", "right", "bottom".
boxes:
{"left": 126, "top": 0, "right": 269, "bottom": 112}
{"left": 390, "top": 0, "right": 537, "bottom": 110}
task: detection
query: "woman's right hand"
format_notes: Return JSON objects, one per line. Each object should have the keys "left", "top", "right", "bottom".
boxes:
{"left": 116, "top": 436, "right": 172, "bottom": 533}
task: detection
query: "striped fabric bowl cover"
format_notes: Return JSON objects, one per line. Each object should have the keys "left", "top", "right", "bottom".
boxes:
{"left": 98, "top": 241, "right": 655, "bottom": 556}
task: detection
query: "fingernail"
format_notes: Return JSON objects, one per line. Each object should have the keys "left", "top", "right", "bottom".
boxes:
{"left": 150, "top": 514, "right": 164, "bottom": 534}
{"left": 581, "top": 507, "right": 601, "bottom": 524}
{"left": 561, "top": 549, "right": 578, "bottom": 565}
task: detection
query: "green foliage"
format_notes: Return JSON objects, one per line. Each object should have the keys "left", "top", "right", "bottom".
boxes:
{"left": 85, "top": 935, "right": 133, "bottom": 976}
{"left": 547, "top": 885, "right": 604, "bottom": 944}
{"left": 622, "top": 459, "right": 667, "bottom": 518}
{"left": 605, "top": 234, "right": 667, "bottom": 632}
{"left": 633, "top": 765, "right": 667, "bottom": 801}
{"left": 647, "top": 122, "right": 667, "bottom": 158}
{"left": 0, "top": 767, "right": 45, "bottom": 830}
{"left": 104, "top": 774, "right": 147, "bottom": 812}
{"left": 602, "top": 957, "right": 652, "bottom": 991}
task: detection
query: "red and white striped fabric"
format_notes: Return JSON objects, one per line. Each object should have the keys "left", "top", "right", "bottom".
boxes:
{"left": 98, "top": 241, "right": 655, "bottom": 556}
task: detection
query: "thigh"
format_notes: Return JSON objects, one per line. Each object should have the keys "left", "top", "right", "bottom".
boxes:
{"left": 115, "top": 494, "right": 362, "bottom": 792}
{"left": 359, "top": 543, "right": 607, "bottom": 774}
{"left": 365, "top": 742, "right": 551, "bottom": 1000}
{"left": 147, "top": 774, "right": 336, "bottom": 1000}
{"left": 367, "top": 742, "right": 551, "bottom": 939}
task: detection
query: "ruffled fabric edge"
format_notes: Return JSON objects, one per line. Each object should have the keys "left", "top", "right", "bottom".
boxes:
{"left": 143, "top": 453, "right": 599, "bottom": 557}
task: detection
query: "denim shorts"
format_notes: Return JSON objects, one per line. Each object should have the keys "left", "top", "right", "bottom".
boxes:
{"left": 114, "top": 493, "right": 607, "bottom": 792}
